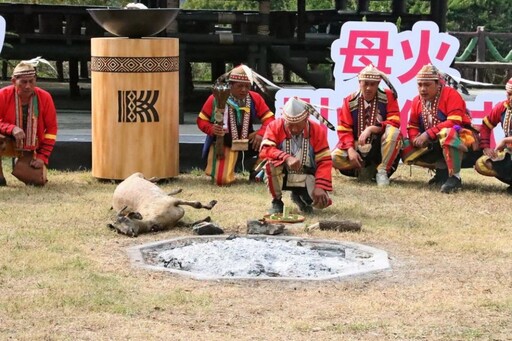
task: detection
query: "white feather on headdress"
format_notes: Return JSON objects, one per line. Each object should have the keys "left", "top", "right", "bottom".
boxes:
{"left": 23, "top": 56, "right": 56, "bottom": 72}
{"left": 282, "top": 97, "right": 335, "bottom": 131}
{"left": 215, "top": 64, "right": 282, "bottom": 94}
{"left": 13, "top": 56, "right": 57, "bottom": 77}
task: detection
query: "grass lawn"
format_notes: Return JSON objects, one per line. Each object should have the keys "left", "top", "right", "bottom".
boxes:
{"left": 0, "top": 161, "right": 511, "bottom": 340}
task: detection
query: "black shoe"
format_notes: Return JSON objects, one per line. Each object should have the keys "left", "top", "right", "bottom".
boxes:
{"left": 0, "top": 177, "right": 6, "bottom": 186}
{"left": 249, "top": 170, "right": 257, "bottom": 182}
{"left": 440, "top": 176, "right": 462, "bottom": 193}
{"left": 268, "top": 199, "right": 284, "bottom": 214}
{"left": 428, "top": 168, "right": 449, "bottom": 186}
{"left": 290, "top": 191, "right": 313, "bottom": 214}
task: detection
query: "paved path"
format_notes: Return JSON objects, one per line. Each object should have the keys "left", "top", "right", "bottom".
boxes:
{"left": 57, "top": 110, "right": 204, "bottom": 144}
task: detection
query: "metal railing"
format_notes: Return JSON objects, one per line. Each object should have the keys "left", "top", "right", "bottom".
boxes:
{"left": 451, "top": 27, "right": 512, "bottom": 84}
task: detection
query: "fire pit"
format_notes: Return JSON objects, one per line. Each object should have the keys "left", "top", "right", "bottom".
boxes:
{"left": 87, "top": 8, "right": 180, "bottom": 38}
{"left": 128, "top": 236, "right": 390, "bottom": 281}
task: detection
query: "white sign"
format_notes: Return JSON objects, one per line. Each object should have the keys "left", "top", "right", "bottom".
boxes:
{"left": 275, "top": 21, "right": 505, "bottom": 147}
{"left": 0, "top": 16, "right": 5, "bottom": 55}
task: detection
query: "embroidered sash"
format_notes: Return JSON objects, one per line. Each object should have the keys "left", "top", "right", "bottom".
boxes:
{"left": 502, "top": 104, "right": 512, "bottom": 137}
{"left": 15, "top": 94, "right": 38, "bottom": 150}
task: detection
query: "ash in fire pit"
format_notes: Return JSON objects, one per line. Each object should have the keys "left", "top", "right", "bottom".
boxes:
{"left": 128, "top": 236, "right": 390, "bottom": 281}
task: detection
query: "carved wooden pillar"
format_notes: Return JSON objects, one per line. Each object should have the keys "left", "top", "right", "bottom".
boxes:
{"left": 257, "top": 0, "right": 270, "bottom": 78}
{"left": 430, "top": 0, "right": 447, "bottom": 32}
{"left": 335, "top": 0, "right": 349, "bottom": 10}
{"left": 391, "top": 0, "right": 406, "bottom": 16}
{"left": 358, "top": 0, "right": 369, "bottom": 12}
{"left": 297, "top": 0, "right": 306, "bottom": 41}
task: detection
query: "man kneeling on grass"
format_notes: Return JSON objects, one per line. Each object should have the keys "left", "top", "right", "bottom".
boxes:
{"left": 259, "top": 97, "right": 333, "bottom": 214}
{"left": 0, "top": 58, "right": 58, "bottom": 186}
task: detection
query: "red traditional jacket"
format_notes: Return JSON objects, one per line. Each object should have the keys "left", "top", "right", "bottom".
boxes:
{"left": 479, "top": 100, "right": 510, "bottom": 149}
{"left": 407, "top": 86, "right": 470, "bottom": 141}
{"left": 259, "top": 118, "right": 333, "bottom": 192}
{"left": 0, "top": 85, "right": 58, "bottom": 164}
{"left": 197, "top": 90, "right": 274, "bottom": 137}
{"left": 336, "top": 88, "right": 400, "bottom": 150}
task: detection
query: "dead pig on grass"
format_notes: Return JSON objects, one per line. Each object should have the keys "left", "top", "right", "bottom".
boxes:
{"left": 108, "top": 172, "right": 217, "bottom": 237}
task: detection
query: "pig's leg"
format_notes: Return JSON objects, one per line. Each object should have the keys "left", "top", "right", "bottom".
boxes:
{"left": 175, "top": 200, "right": 217, "bottom": 210}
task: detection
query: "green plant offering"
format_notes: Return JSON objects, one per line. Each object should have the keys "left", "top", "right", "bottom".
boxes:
{"left": 268, "top": 213, "right": 301, "bottom": 221}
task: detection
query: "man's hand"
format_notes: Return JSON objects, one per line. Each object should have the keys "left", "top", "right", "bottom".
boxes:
{"left": 11, "top": 126, "right": 25, "bottom": 149}
{"left": 358, "top": 126, "right": 381, "bottom": 146}
{"left": 30, "top": 158, "right": 44, "bottom": 169}
{"left": 285, "top": 156, "right": 301, "bottom": 171}
{"left": 357, "top": 128, "right": 372, "bottom": 146}
{"left": 413, "top": 132, "right": 430, "bottom": 148}
{"left": 212, "top": 124, "right": 225, "bottom": 137}
{"left": 312, "top": 187, "right": 329, "bottom": 208}
{"left": 347, "top": 147, "right": 363, "bottom": 169}
{"left": 483, "top": 147, "right": 497, "bottom": 159}
{"left": 250, "top": 134, "right": 262, "bottom": 151}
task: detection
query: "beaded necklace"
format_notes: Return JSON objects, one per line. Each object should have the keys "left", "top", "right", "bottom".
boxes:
{"left": 420, "top": 89, "right": 441, "bottom": 129}
{"left": 227, "top": 94, "right": 251, "bottom": 140}
{"left": 285, "top": 121, "right": 310, "bottom": 174}
{"left": 357, "top": 95, "right": 378, "bottom": 142}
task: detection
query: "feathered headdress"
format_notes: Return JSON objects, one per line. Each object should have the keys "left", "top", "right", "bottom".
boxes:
{"left": 214, "top": 64, "right": 282, "bottom": 94}
{"left": 358, "top": 64, "right": 398, "bottom": 100}
{"left": 12, "top": 56, "right": 57, "bottom": 78}
{"left": 282, "top": 96, "right": 335, "bottom": 131}
{"left": 417, "top": 63, "right": 470, "bottom": 95}
{"left": 506, "top": 77, "right": 512, "bottom": 92}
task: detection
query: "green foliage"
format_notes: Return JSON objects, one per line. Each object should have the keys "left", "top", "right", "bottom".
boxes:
{"left": 181, "top": 0, "right": 257, "bottom": 10}
{"left": 7, "top": 0, "right": 512, "bottom": 33}
{"left": 3, "top": 0, "right": 121, "bottom": 5}
{"left": 305, "top": 1, "right": 335, "bottom": 10}
{"left": 181, "top": 0, "right": 337, "bottom": 11}
{"left": 396, "top": 16, "right": 402, "bottom": 32}
{"left": 408, "top": 0, "right": 430, "bottom": 14}
{"left": 447, "top": 0, "right": 512, "bottom": 32}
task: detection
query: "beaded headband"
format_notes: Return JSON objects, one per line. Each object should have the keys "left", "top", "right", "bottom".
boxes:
{"left": 12, "top": 63, "right": 36, "bottom": 78}
{"left": 282, "top": 97, "right": 310, "bottom": 123}
{"left": 416, "top": 63, "right": 441, "bottom": 81}
{"left": 228, "top": 65, "right": 252, "bottom": 84}
{"left": 357, "top": 64, "right": 398, "bottom": 100}
{"left": 358, "top": 64, "right": 382, "bottom": 82}
{"left": 12, "top": 57, "right": 56, "bottom": 79}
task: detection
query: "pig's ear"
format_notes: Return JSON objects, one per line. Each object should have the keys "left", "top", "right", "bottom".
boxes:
{"left": 128, "top": 212, "right": 143, "bottom": 220}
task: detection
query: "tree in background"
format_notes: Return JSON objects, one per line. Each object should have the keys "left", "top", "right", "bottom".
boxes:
{"left": 447, "top": 0, "right": 512, "bottom": 32}
{"left": 9, "top": 0, "right": 511, "bottom": 32}
{"left": 181, "top": 0, "right": 334, "bottom": 11}
{"left": 6, "top": 0, "right": 121, "bottom": 5}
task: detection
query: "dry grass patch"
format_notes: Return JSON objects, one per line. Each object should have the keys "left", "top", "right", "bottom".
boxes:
{"left": 0, "top": 159, "right": 511, "bottom": 340}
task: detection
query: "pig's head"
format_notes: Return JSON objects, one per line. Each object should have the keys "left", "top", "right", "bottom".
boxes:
{"left": 108, "top": 211, "right": 144, "bottom": 237}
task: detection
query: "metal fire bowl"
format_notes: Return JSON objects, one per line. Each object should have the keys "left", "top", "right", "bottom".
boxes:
{"left": 87, "top": 8, "right": 180, "bottom": 38}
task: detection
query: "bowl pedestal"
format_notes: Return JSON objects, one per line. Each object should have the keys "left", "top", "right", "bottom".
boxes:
{"left": 91, "top": 37, "right": 180, "bottom": 180}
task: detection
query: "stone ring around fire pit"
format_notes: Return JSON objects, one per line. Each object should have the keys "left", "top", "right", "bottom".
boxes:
{"left": 127, "top": 235, "right": 391, "bottom": 281}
